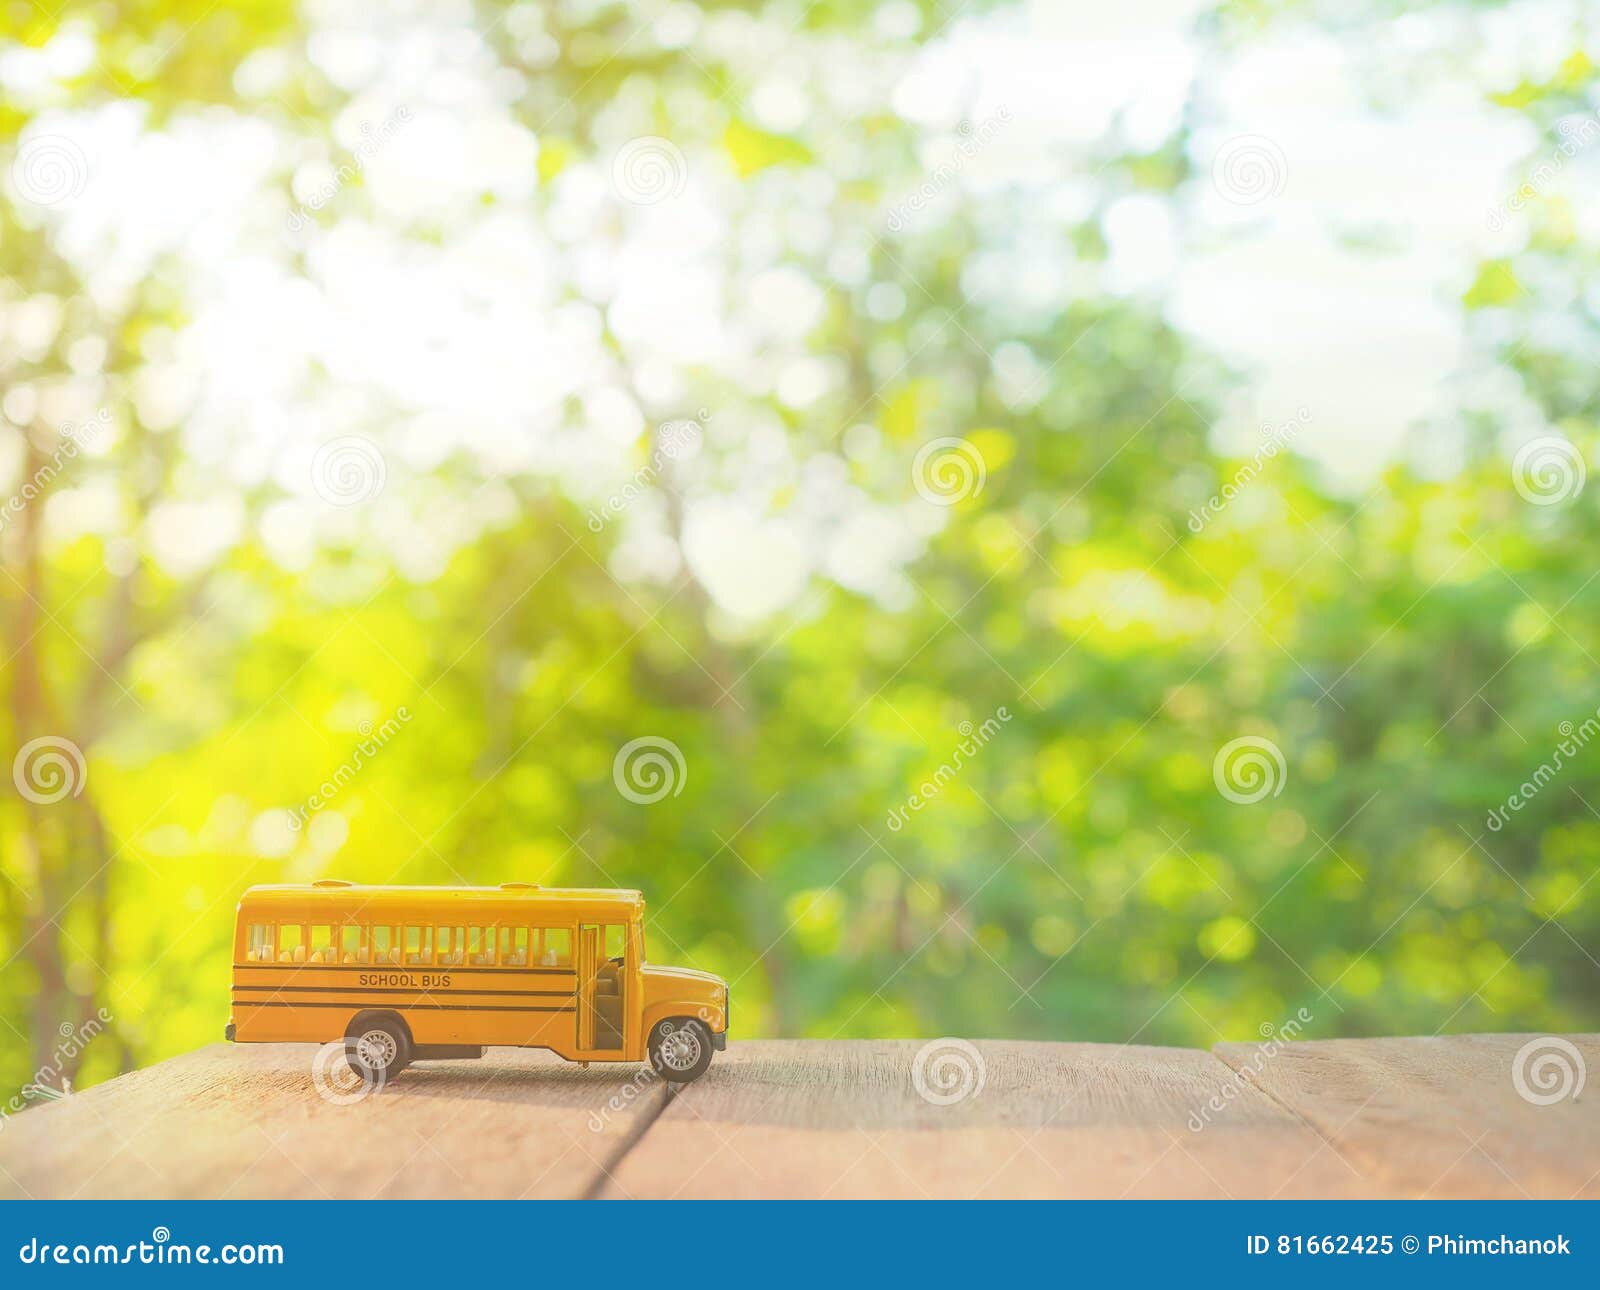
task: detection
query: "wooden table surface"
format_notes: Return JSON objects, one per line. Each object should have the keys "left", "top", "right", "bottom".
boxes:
{"left": 1, "top": 1035, "right": 1594, "bottom": 1199}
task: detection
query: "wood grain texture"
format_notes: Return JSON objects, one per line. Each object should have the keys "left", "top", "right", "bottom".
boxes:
{"left": 4, "top": 1035, "right": 1590, "bottom": 1199}
{"left": 0, "top": 1043, "right": 666, "bottom": 1200}
{"left": 1213, "top": 1033, "right": 1600, "bottom": 1199}
{"left": 599, "top": 1039, "right": 1369, "bottom": 1198}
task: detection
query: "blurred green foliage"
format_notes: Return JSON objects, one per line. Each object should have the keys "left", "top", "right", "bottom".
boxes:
{"left": 2, "top": 0, "right": 1598, "bottom": 1099}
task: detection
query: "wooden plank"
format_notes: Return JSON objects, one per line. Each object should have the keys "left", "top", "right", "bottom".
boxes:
{"left": 1213, "top": 1033, "right": 1600, "bottom": 1199}
{"left": 599, "top": 1039, "right": 1369, "bottom": 1198}
{"left": 10, "top": 1035, "right": 1586, "bottom": 1200}
{"left": 0, "top": 1043, "right": 666, "bottom": 1200}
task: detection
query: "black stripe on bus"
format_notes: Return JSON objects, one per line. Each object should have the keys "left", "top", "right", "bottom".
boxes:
{"left": 232, "top": 964, "right": 577, "bottom": 977}
{"left": 232, "top": 1000, "right": 576, "bottom": 1014}
{"left": 228, "top": 992, "right": 572, "bottom": 1005}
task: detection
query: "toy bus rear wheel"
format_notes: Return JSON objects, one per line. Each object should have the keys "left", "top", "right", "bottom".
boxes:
{"left": 648, "top": 1018, "right": 714, "bottom": 1083}
{"left": 344, "top": 1012, "right": 412, "bottom": 1087}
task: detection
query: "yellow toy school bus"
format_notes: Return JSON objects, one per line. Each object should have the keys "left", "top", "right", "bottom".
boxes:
{"left": 226, "top": 882, "right": 728, "bottom": 1083}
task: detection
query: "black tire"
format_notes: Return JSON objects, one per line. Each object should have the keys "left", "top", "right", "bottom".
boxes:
{"left": 344, "top": 1013, "right": 412, "bottom": 1088}
{"left": 647, "top": 1018, "right": 714, "bottom": 1083}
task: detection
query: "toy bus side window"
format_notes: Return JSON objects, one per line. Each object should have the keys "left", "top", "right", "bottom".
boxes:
{"left": 278, "top": 924, "right": 305, "bottom": 963}
{"left": 499, "top": 927, "right": 528, "bottom": 966}
{"left": 371, "top": 925, "right": 399, "bottom": 964}
{"left": 246, "top": 924, "right": 273, "bottom": 962}
{"left": 467, "top": 926, "right": 494, "bottom": 965}
{"left": 340, "top": 924, "right": 366, "bottom": 963}
{"left": 536, "top": 928, "right": 572, "bottom": 968}
{"left": 404, "top": 925, "right": 432, "bottom": 965}
{"left": 435, "top": 925, "right": 466, "bottom": 965}
{"left": 307, "top": 925, "right": 335, "bottom": 964}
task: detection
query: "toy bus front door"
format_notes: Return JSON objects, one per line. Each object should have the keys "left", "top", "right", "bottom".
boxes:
{"left": 578, "top": 923, "right": 625, "bottom": 1053}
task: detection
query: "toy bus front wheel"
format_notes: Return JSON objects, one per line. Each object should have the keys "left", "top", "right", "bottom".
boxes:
{"left": 648, "top": 1018, "right": 714, "bottom": 1083}
{"left": 345, "top": 1012, "right": 412, "bottom": 1085}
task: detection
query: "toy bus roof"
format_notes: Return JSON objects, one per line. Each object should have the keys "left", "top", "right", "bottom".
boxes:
{"left": 238, "top": 883, "right": 645, "bottom": 917}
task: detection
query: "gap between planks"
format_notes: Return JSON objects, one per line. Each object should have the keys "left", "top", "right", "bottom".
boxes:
{"left": 580, "top": 1078, "right": 678, "bottom": 1200}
